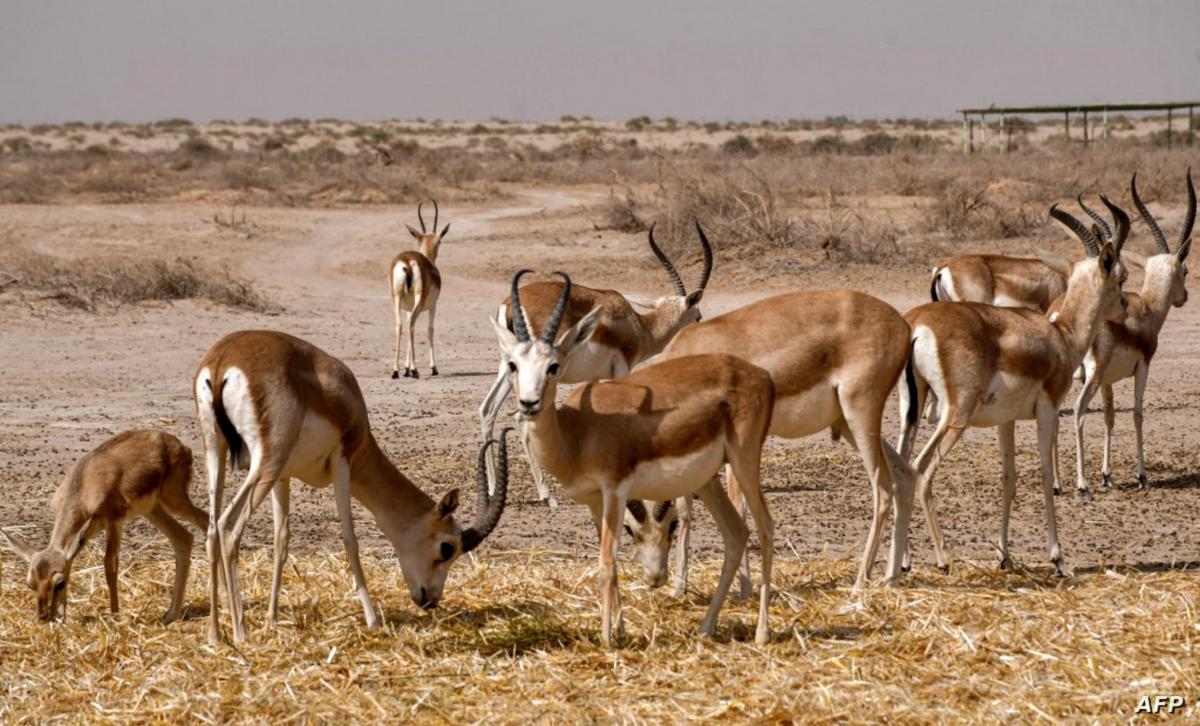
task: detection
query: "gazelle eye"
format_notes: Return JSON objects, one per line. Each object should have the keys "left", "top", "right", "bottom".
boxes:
{"left": 53, "top": 581, "right": 66, "bottom": 592}
{"left": 507, "top": 361, "right": 517, "bottom": 373}
{"left": 439, "top": 542, "right": 455, "bottom": 562}
{"left": 547, "top": 363, "right": 560, "bottom": 376}
{"left": 668, "top": 520, "right": 679, "bottom": 536}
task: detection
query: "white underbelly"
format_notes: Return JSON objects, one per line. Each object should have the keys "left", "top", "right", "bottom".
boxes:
{"left": 970, "top": 372, "right": 1040, "bottom": 426}
{"left": 623, "top": 440, "right": 727, "bottom": 501}
{"left": 282, "top": 412, "right": 342, "bottom": 486}
{"left": 768, "top": 386, "right": 839, "bottom": 439}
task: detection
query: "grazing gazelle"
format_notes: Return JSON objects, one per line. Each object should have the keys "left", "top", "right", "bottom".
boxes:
{"left": 1, "top": 430, "right": 207, "bottom": 623}
{"left": 897, "top": 206, "right": 1126, "bottom": 576}
{"left": 493, "top": 270, "right": 776, "bottom": 647}
{"left": 622, "top": 289, "right": 919, "bottom": 596}
{"left": 479, "top": 222, "right": 713, "bottom": 504}
{"left": 194, "top": 330, "right": 509, "bottom": 645}
{"left": 930, "top": 253, "right": 1066, "bottom": 311}
{"left": 1074, "top": 170, "right": 1194, "bottom": 497}
{"left": 391, "top": 199, "right": 449, "bottom": 379}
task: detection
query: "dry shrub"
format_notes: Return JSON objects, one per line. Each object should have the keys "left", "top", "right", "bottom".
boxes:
{"left": 0, "top": 251, "right": 272, "bottom": 312}
{"left": 593, "top": 188, "right": 646, "bottom": 232}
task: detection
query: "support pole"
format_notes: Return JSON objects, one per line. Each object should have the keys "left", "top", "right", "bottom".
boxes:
{"left": 1083, "top": 109, "right": 1089, "bottom": 147}
{"left": 1064, "top": 111, "right": 1070, "bottom": 142}
{"left": 1167, "top": 109, "right": 1173, "bottom": 149}
{"left": 1004, "top": 116, "right": 1012, "bottom": 153}
{"left": 981, "top": 113, "right": 988, "bottom": 148}
{"left": 962, "top": 112, "right": 969, "bottom": 154}
{"left": 969, "top": 118, "right": 975, "bottom": 154}
{"left": 1190, "top": 106, "right": 1195, "bottom": 146}
{"left": 1103, "top": 107, "right": 1109, "bottom": 140}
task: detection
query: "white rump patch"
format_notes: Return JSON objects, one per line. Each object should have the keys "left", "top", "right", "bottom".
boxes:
{"left": 221, "top": 367, "right": 263, "bottom": 468}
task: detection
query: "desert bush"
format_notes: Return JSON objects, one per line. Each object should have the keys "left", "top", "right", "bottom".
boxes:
{"left": 721, "top": 135, "right": 757, "bottom": 156}
{"left": 808, "top": 134, "right": 847, "bottom": 154}
{"left": 178, "top": 136, "right": 219, "bottom": 156}
{"left": 755, "top": 134, "right": 795, "bottom": 154}
{"left": 155, "top": 118, "right": 193, "bottom": 129}
{"left": 2, "top": 136, "right": 34, "bottom": 153}
{"left": 854, "top": 132, "right": 897, "bottom": 155}
{"left": 626, "top": 116, "right": 652, "bottom": 131}
{"left": 85, "top": 144, "right": 111, "bottom": 157}
{"left": 593, "top": 188, "right": 646, "bottom": 232}
{"left": 0, "top": 251, "right": 271, "bottom": 311}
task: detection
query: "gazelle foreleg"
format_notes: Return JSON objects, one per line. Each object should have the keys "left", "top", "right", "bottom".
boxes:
{"left": 996, "top": 421, "right": 1018, "bottom": 570}
{"left": 1036, "top": 399, "right": 1068, "bottom": 577}
{"left": 518, "top": 415, "right": 554, "bottom": 506}
{"left": 478, "top": 361, "right": 512, "bottom": 494}
{"left": 332, "top": 454, "right": 380, "bottom": 628}
{"left": 268, "top": 479, "right": 291, "bottom": 625}
{"left": 597, "top": 486, "right": 626, "bottom": 649}
{"left": 1072, "top": 364, "right": 1102, "bottom": 501}
{"left": 728, "top": 452, "right": 773, "bottom": 645}
{"left": 1133, "top": 360, "right": 1149, "bottom": 490}
{"left": 104, "top": 522, "right": 121, "bottom": 614}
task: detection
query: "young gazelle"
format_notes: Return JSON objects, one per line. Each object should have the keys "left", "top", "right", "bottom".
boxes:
{"left": 622, "top": 290, "right": 919, "bottom": 596}
{"left": 195, "top": 330, "right": 508, "bottom": 645}
{"left": 493, "top": 271, "right": 776, "bottom": 647}
{"left": 1074, "top": 170, "right": 1194, "bottom": 496}
{"left": 479, "top": 223, "right": 713, "bottom": 504}
{"left": 391, "top": 199, "right": 449, "bottom": 379}
{"left": 1, "top": 430, "right": 207, "bottom": 623}
{"left": 897, "top": 207, "right": 1126, "bottom": 575}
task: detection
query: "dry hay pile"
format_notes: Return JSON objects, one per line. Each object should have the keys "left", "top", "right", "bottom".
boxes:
{"left": 0, "top": 546, "right": 1196, "bottom": 722}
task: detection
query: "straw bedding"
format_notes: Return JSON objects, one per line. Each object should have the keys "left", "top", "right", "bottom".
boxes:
{"left": 1, "top": 545, "right": 1195, "bottom": 723}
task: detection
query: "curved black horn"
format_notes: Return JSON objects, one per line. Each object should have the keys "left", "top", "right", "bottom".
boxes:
{"left": 1179, "top": 167, "right": 1196, "bottom": 251}
{"left": 1077, "top": 195, "right": 1112, "bottom": 242}
{"left": 1099, "top": 194, "right": 1131, "bottom": 253}
{"left": 510, "top": 269, "right": 533, "bottom": 343}
{"left": 647, "top": 223, "right": 687, "bottom": 297}
{"left": 432, "top": 198, "right": 440, "bottom": 234}
{"left": 695, "top": 219, "right": 714, "bottom": 292}
{"left": 1049, "top": 204, "right": 1100, "bottom": 256}
{"left": 1131, "top": 172, "right": 1170, "bottom": 254}
{"left": 542, "top": 271, "right": 572, "bottom": 344}
{"left": 461, "top": 429, "right": 511, "bottom": 554}
{"left": 652, "top": 499, "right": 675, "bottom": 522}
{"left": 417, "top": 201, "right": 428, "bottom": 233}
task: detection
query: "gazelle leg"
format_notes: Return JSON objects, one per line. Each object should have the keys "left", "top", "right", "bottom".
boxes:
{"left": 670, "top": 495, "right": 693, "bottom": 598}
{"left": 203, "top": 444, "right": 227, "bottom": 644}
{"left": 897, "top": 370, "right": 929, "bottom": 461}
{"left": 518, "top": 415, "right": 553, "bottom": 506}
{"left": 145, "top": 504, "right": 194, "bottom": 624}
{"left": 104, "top": 522, "right": 121, "bottom": 615}
{"left": 1036, "top": 399, "right": 1068, "bottom": 576}
{"left": 478, "top": 361, "right": 512, "bottom": 494}
{"left": 728, "top": 455, "right": 773, "bottom": 645}
{"left": 426, "top": 305, "right": 438, "bottom": 376}
{"left": 996, "top": 421, "right": 1017, "bottom": 570}
{"left": 1101, "top": 384, "right": 1115, "bottom": 488}
{"left": 911, "top": 414, "right": 969, "bottom": 574}
{"left": 1072, "top": 367, "right": 1101, "bottom": 500}
{"left": 1133, "top": 362, "right": 1149, "bottom": 490}
{"left": 838, "top": 406, "right": 895, "bottom": 591}
{"left": 391, "top": 294, "right": 404, "bottom": 379}
{"left": 880, "top": 441, "right": 916, "bottom": 582}
{"left": 694, "top": 476, "right": 748, "bottom": 639}
{"left": 405, "top": 310, "right": 419, "bottom": 378}
{"left": 333, "top": 454, "right": 379, "bottom": 628}
{"left": 724, "top": 463, "right": 752, "bottom": 599}
{"left": 597, "top": 487, "right": 624, "bottom": 649}
{"left": 268, "top": 479, "right": 291, "bottom": 625}
{"left": 218, "top": 462, "right": 276, "bottom": 643}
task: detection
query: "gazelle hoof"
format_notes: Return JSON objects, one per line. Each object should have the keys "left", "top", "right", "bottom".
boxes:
{"left": 430, "top": 367, "right": 439, "bottom": 376}
{"left": 1137, "top": 474, "right": 1149, "bottom": 491}
{"left": 391, "top": 370, "right": 400, "bottom": 380}
{"left": 1052, "top": 485, "right": 1062, "bottom": 496}
{"left": 1101, "top": 473, "right": 1113, "bottom": 490}
{"left": 1052, "top": 558, "right": 1069, "bottom": 578}
{"left": 1077, "top": 488, "right": 1093, "bottom": 504}
{"left": 999, "top": 556, "right": 1014, "bottom": 571}
{"left": 755, "top": 627, "right": 770, "bottom": 645}
{"left": 938, "top": 564, "right": 950, "bottom": 575}
{"left": 402, "top": 368, "right": 411, "bottom": 378}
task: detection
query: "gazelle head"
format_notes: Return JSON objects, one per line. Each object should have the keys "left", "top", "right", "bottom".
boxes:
{"left": 492, "top": 270, "right": 602, "bottom": 419}
{"left": 395, "top": 433, "right": 510, "bottom": 609}
{"left": 623, "top": 500, "right": 679, "bottom": 588}
{"left": 2, "top": 523, "right": 90, "bottom": 622}
{"left": 639, "top": 221, "right": 715, "bottom": 336}
{"left": 1045, "top": 204, "right": 1126, "bottom": 326}
{"left": 405, "top": 199, "right": 450, "bottom": 262}
{"left": 1127, "top": 169, "right": 1194, "bottom": 308}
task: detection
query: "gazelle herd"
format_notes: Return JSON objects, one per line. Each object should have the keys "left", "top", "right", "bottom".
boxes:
{"left": 2, "top": 171, "right": 1194, "bottom": 649}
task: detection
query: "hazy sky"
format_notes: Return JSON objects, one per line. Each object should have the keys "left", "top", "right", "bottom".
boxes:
{"left": 3, "top": 1, "right": 1198, "bottom": 124}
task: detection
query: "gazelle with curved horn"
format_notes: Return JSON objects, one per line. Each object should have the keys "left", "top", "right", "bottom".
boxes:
{"left": 479, "top": 222, "right": 714, "bottom": 504}
{"left": 493, "top": 270, "right": 776, "bottom": 647}
{"left": 194, "top": 330, "right": 509, "bottom": 644}
{"left": 391, "top": 199, "right": 450, "bottom": 379}
{"left": 1073, "top": 170, "right": 1193, "bottom": 497}
{"left": 896, "top": 206, "right": 1126, "bottom": 576}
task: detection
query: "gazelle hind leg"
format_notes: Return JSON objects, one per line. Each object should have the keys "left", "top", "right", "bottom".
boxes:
{"left": 694, "top": 476, "right": 748, "bottom": 639}
{"left": 996, "top": 422, "right": 1017, "bottom": 570}
{"left": 144, "top": 504, "right": 194, "bottom": 624}
{"left": 426, "top": 305, "right": 439, "bottom": 376}
{"left": 219, "top": 465, "right": 276, "bottom": 643}
{"left": 837, "top": 404, "right": 895, "bottom": 592}
{"left": 268, "top": 480, "right": 291, "bottom": 625}
{"left": 724, "top": 463, "right": 752, "bottom": 599}
{"left": 104, "top": 522, "right": 121, "bottom": 614}
{"left": 1133, "top": 362, "right": 1149, "bottom": 489}
{"left": 202, "top": 444, "right": 227, "bottom": 644}
{"left": 1101, "top": 385, "right": 1115, "bottom": 488}
{"left": 671, "top": 495, "right": 693, "bottom": 598}
{"left": 1036, "top": 399, "right": 1068, "bottom": 576}
{"left": 405, "top": 310, "right": 419, "bottom": 378}
{"left": 391, "top": 292, "right": 404, "bottom": 379}
{"left": 911, "top": 413, "right": 970, "bottom": 574}
{"left": 727, "top": 451, "right": 772, "bottom": 645}
{"left": 1072, "top": 370, "right": 1101, "bottom": 500}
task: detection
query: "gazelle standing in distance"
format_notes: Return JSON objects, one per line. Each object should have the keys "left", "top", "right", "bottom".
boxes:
{"left": 479, "top": 222, "right": 713, "bottom": 504}
{"left": 897, "top": 206, "right": 1126, "bottom": 576}
{"left": 1074, "top": 170, "right": 1194, "bottom": 497}
{"left": 194, "top": 330, "right": 509, "bottom": 645}
{"left": 622, "top": 289, "right": 919, "bottom": 596}
{"left": 493, "top": 271, "right": 776, "bottom": 647}
{"left": 391, "top": 199, "right": 449, "bottom": 379}
{"left": 1, "top": 430, "right": 208, "bottom": 623}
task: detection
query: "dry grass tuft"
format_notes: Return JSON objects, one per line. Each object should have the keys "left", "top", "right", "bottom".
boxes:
{"left": 0, "top": 547, "right": 1195, "bottom": 722}
{"left": 0, "top": 252, "right": 273, "bottom": 312}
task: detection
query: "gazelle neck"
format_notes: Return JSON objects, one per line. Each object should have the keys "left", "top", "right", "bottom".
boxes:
{"left": 1052, "top": 279, "right": 1108, "bottom": 368}
{"left": 524, "top": 385, "right": 576, "bottom": 482}
{"left": 350, "top": 433, "right": 435, "bottom": 549}
{"left": 1138, "top": 259, "right": 1178, "bottom": 325}
{"left": 636, "top": 300, "right": 691, "bottom": 361}
{"left": 419, "top": 239, "right": 439, "bottom": 263}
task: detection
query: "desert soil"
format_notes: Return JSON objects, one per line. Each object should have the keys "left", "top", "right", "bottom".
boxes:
{"left": 2, "top": 188, "right": 1198, "bottom": 585}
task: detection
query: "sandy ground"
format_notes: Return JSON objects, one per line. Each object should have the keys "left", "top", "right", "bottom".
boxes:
{"left": 2, "top": 188, "right": 1199, "bottom": 588}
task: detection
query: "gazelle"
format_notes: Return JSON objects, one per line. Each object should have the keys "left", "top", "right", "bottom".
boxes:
{"left": 897, "top": 206, "right": 1126, "bottom": 576}
{"left": 391, "top": 199, "right": 449, "bottom": 379}
{"left": 1, "top": 430, "right": 207, "bottom": 623}
{"left": 492, "top": 270, "right": 776, "bottom": 647}
{"left": 1074, "top": 170, "right": 1194, "bottom": 497}
{"left": 479, "top": 222, "right": 713, "bottom": 504}
{"left": 194, "top": 330, "right": 509, "bottom": 645}
{"left": 621, "top": 289, "right": 919, "bottom": 596}
{"left": 930, "top": 255, "right": 1066, "bottom": 311}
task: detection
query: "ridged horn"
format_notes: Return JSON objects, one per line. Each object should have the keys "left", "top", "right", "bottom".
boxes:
{"left": 1099, "top": 195, "right": 1130, "bottom": 253}
{"left": 1131, "top": 172, "right": 1170, "bottom": 254}
{"left": 647, "top": 223, "right": 687, "bottom": 297}
{"left": 1180, "top": 167, "right": 1196, "bottom": 251}
{"left": 432, "top": 198, "right": 440, "bottom": 234}
{"left": 417, "top": 201, "right": 428, "bottom": 233}
{"left": 509, "top": 269, "right": 533, "bottom": 342}
{"left": 461, "top": 428, "right": 511, "bottom": 554}
{"left": 1077, "top": 195, "right": 1112, "bottom": 242}
{"left": 695, "top": 219, "right": 714, "bottom": 291}
{"left": 652, "top": 499, "right": 675, "bottom": 522}
{"left": 1050, "top": 204, "right": 1100, "bottom": 256}
{"left": 542, "top": 271, "right": 571, "bottom": 344}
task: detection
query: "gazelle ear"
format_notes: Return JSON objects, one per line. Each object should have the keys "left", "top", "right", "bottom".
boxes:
{"left": 554, "top": 307, "right": 602, "bottom": 358}
{"left": 0, "top": 528, "right": 37, "bottom": 563}
{"left": 1098, "top": 243, "right": 1117, "bottom": 277}
{"left": 1178, "top": 237, "right": 1192, "bottom": 262}
{"left": 1120, "top": 250, "right": 1147, "bottom": 270}
{"left": 490, "top": 315, "right": 518, "bottom": 357}
{"left": 65, "top": 518, "right": 93, "bottom": 560}
{"left": 439, "top": 223, "right": 451, "bottom": 241}
{"left": 437, "top": 489, "right": 459, "bottom": 518}
{"left": 685, "top": 289, "right": 703, "bottom": 306}
{"left": 1036, "top": 249, "right": 1073, "bottom": 277}
{"left": 406, "top": 225, "right": 422, "bottom": 240}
